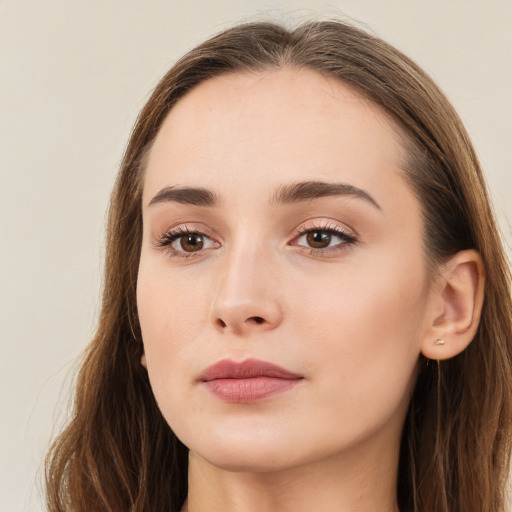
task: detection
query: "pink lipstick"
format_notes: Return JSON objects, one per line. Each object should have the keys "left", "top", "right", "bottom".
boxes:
{"left": 199, "top": 358, "right": 303, "bottom": 403}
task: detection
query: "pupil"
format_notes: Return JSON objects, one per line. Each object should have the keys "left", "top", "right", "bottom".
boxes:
{"left": 181, "top": 234, "right": 204, "bottom": 252}
{"left": 307, "top": 231, "right": 331, "bottom": 248}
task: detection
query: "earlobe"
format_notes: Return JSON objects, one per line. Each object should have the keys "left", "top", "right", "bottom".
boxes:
{"left": 421, "top": 250, "right": 485, "bottom": 360}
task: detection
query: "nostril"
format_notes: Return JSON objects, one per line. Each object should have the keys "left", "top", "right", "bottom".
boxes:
{"left": 215, "top": 318, "right": 227, "bottom": 328}
{"left": 213, "top": 316, "right": 266, "bottom": 330}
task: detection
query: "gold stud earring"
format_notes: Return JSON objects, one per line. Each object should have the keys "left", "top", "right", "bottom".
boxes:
{"left": 434, "top": 338, "right": 445, "bottom": 345}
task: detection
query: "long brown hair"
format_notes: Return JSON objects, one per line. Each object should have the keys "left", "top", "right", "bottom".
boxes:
{"left": 45, "top": 20, "right": 512, "bottom": 512}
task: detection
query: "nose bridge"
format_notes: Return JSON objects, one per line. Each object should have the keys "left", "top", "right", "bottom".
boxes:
{"left": 211, "top": 232, "right": 282, "bottom": 333}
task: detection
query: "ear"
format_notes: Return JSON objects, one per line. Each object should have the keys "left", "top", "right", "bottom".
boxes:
{"left": 421, "top": 250, "right": 485, "bottom": 360}
{"left": 141, "top": 352, "right": 147, "bottom": 369}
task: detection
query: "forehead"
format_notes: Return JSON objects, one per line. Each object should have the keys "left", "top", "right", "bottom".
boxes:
{"left": 143, "top": 67, "right": 408, "bottom": 207}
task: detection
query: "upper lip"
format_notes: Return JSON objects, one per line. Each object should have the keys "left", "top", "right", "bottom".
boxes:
{"left": 199, "top": 358, "right": 303, "bottom": 382}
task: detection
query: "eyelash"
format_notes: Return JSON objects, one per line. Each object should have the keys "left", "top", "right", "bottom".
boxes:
{"left": 154, "top": 223, "right": 358, "bottom": 259}
{"left": 154, "top": 225, "right": 216, "bottom": 259}
{"left": 292, "top": 223, "right": 358, "bottom": 256}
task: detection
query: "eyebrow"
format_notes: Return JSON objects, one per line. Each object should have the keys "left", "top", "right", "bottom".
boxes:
{"left": 147, "top": 180, "right": 380, "bottom": 210}
{"left": 148, "top": 186, "right": 219, "bottom": 207}
{"left": 272, "top": 181, "right": 381, "bottom": 209}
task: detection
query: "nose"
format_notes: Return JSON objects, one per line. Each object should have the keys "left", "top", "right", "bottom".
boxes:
{"left": 210, "top": 241, "right": 283, "bottom": 335}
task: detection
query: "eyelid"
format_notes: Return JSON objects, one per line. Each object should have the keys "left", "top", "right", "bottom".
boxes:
{"left": 292, "top": 218, "right": 358, "bottom": 239}
{"left": 151, "top": 218, "right": 358, "bottom": 259}
{"left": 153, "top": 224, "right": 221, "bottom": 258}
{"left": 288, "top": 219, "right": 358, "bottom": 254}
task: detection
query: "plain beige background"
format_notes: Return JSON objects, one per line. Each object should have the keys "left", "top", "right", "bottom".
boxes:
{"left": 1, "top": 1, "right": 511, "bottom": 510}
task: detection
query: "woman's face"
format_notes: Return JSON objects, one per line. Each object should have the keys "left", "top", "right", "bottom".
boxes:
{"left": 137, "top": 68, "right": 433, "bottom": 472}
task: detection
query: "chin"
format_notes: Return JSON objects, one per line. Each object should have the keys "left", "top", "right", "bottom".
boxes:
{"left": 183, "top": 427, "right": 305, "bottom": 473}
{"left": 193, "top": 446, "right": 299, "bottom": 474}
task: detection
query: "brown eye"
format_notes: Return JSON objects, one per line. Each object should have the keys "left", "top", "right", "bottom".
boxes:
{"left": 157, "top": 228, "right": 219, "bottom": 257}
{"left": 293, "top": 226, "right": 356, "bottom": 254}
{"left": 306, "top": 230, "right": 332, "bottom": 249}
{"left": 179, "top": 234, "right": 204, "bottom": 252}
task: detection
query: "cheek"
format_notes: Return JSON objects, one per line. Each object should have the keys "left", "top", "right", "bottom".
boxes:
{"left": 316, "top": 242, "right": 428, "bottom": 341}
{"left": 137, "top": 260, "right": 214, "bottom": 431}
{"left": 288, "top": 250, "right": 428, "bottom": 413}
{"left": 137, "top": 259, "right": 210, "bottom": 377}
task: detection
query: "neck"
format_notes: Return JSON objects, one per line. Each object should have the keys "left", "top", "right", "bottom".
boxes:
{"left": 182, "top": 438, "right": 401, "bottom": 512}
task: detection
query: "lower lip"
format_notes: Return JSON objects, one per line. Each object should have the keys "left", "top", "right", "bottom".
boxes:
{"left": 203, "top": 377, "right": 302, "bottom": 403}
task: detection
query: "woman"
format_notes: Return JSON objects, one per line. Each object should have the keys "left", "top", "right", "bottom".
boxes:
{"left": 45, "top": 20, "right": 512, "bottom": 512}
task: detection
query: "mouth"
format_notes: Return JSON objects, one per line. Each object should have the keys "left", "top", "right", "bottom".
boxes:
{"left": 199, "top": 358, "right": 304, "bottom": 403}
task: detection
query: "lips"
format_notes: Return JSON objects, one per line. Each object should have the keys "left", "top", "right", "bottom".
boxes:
{"left": 199, "top": 358, "right": 304, "bottom": 403}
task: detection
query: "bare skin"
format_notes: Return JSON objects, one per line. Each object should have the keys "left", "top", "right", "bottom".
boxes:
{"left": 183, "top": 436, "right": 401, "bottom": 512}
{"left": 137, "top": 67, "right": 484, "bottom": 512}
